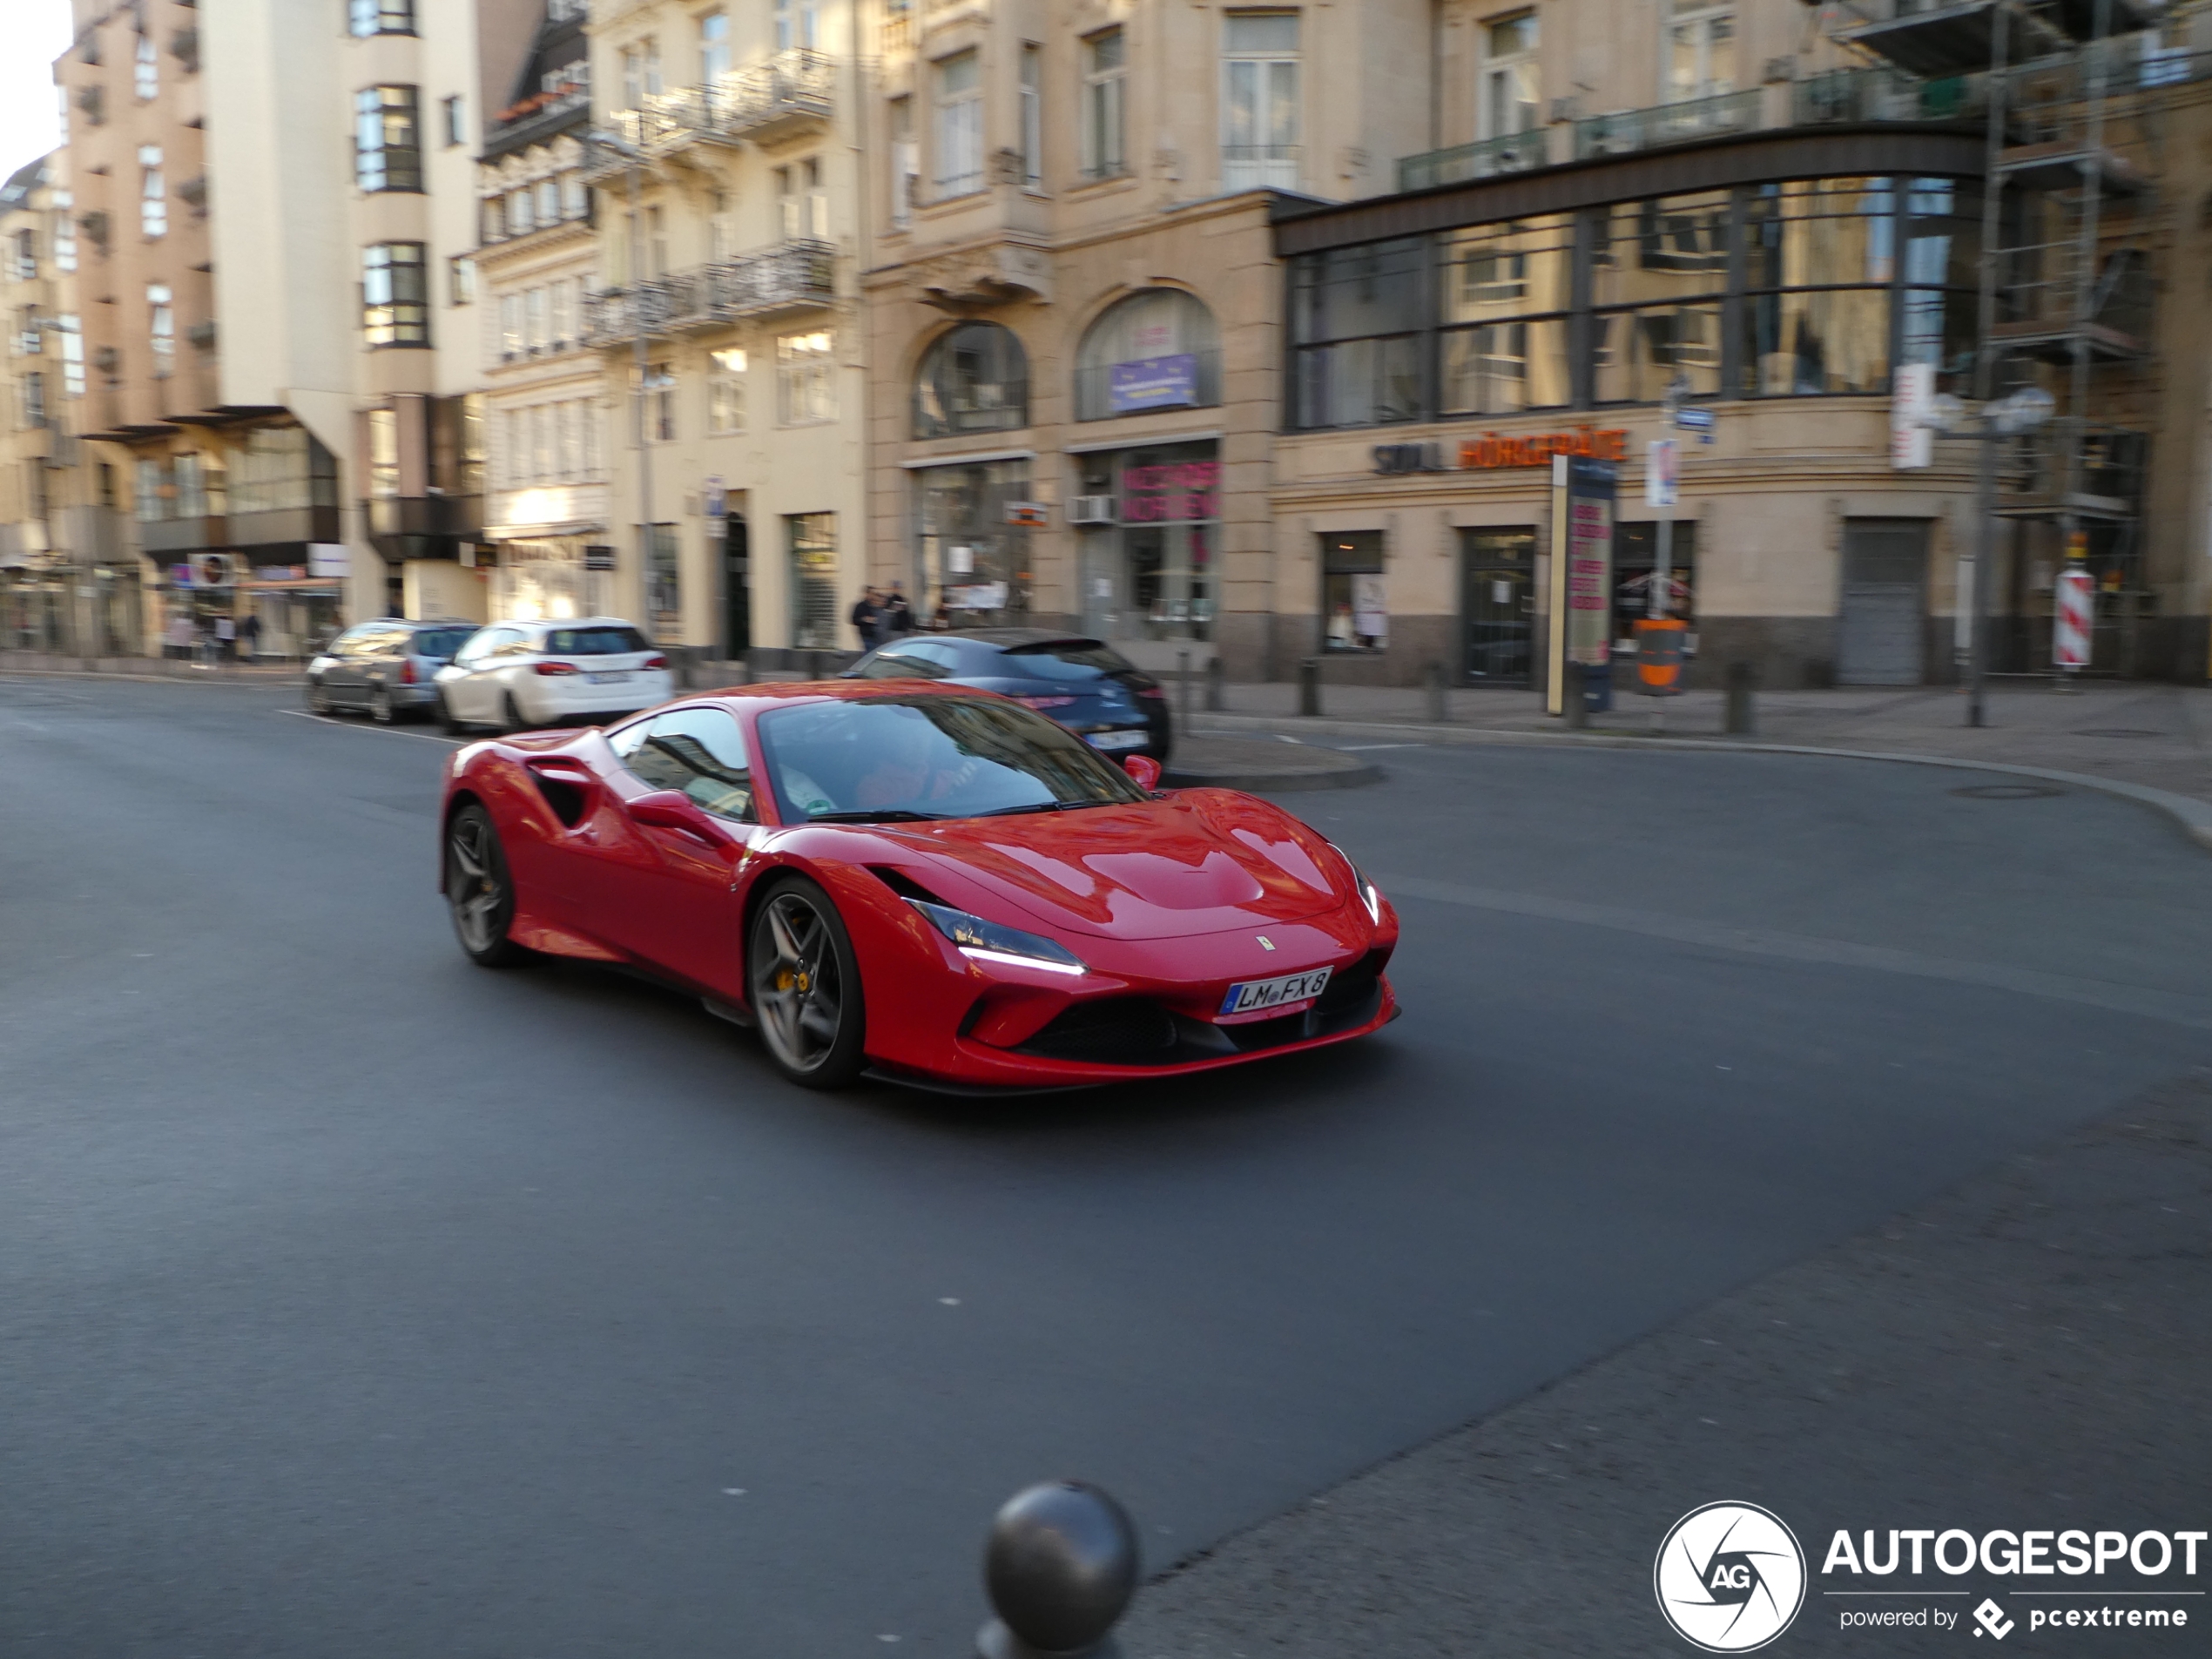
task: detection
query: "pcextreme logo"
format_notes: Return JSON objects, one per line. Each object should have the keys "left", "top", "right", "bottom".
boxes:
{"left": 1655, "top": 1501, "right": 1810, "bottom": 1652}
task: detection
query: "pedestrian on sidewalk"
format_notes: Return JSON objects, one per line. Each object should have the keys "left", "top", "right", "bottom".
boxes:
{"left": 214, "top": 615, "right": 237, "bottom": 663}
{"left": 882, "top": 582, "right": 914, "bottom": 637}
{"left": 849, "top": 587, "right": 884, "bottom": 651}
{"left": 238, "top": 612, "right": 260, "bottom": 663}
{"left": 165, "top": 614, "right": 192, "bottom": 661}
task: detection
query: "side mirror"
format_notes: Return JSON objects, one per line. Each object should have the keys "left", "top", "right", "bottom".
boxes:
{"left": 1122, "top": 754, "right": 1163, "bottom": 791}
{"left": 628, "top": 788, "right": 727, "bottom": 844}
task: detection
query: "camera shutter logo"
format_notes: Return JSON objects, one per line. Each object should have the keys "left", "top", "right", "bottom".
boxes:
{"left": 1654, "top": 1501, "right": 1807, "bottom": 1651}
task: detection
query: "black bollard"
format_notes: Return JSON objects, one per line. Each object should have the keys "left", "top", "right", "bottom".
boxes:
{"left": 1177, "top": 650, "right": 1192, "bottom": 732}
{"left": 1204, "top": 654, "right": 1225, "bottom": 712}
{"left": 1564, "top": 660, "right": 1588, "bottom": 731}
{"left": 1724, "top": 660, "right": 1756, "bottom": 737}
{"left": 978, "top": 1481, "right": 1139, "bottom": 1659}
{"left": 1423, "top": 659, "right": 1446, "bottom": 724}
{"left": 1298, "top": 657, "right": 1321, "bottom": 717}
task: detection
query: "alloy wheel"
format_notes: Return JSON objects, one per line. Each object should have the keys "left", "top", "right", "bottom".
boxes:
{"left": 446, "top": 813, "right": 505, "bottom": 955}
{"left": 753, "top": 891, "right": 847, "bottom": 1076}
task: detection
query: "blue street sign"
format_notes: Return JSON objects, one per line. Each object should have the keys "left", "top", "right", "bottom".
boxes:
{"left": 1675, "top": 405, "right": 1716, "bottom": 443}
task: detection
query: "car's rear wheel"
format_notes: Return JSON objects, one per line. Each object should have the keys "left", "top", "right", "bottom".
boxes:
{"left": 444, "top": 803, "right": 533, "bottom": 968}
{"left": 502, "top": 691, "right": 529, "bottom": 732}
{"left": 748, "top": 877, "right": 867, "bottom": 1089}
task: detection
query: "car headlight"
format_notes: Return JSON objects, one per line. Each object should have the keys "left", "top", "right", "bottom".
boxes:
{"left": 907, "top": 900, "right": 1088, "bottom": 975}
{"left": 1328, "top": 843, "right": 1384, "bottom": 925}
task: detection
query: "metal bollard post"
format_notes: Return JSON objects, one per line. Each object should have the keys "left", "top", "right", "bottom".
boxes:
{"left": 978, "top": 1481, "right": 1139, "bottom": 1659}
{"left": 1204, "top": 654, "right": 1225, "bottom": 712}
{"left": 1298, "top": 657, "right": 1322, "bottom": 717}
{"left": 1564, "top": 660, "right": 1588, "bottom": 731}
{"left": 1177, "top": 649, "right": 1192, "bottom": 733}
{"left": 1724, "top": 660, "right": 1756, "bottom": 737}
{"left": 1423, "top": 660, "right": 1446, "bottom": 724}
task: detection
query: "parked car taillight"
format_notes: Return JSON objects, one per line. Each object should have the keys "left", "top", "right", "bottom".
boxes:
{"left": 1136, "top": 686, "right": 1165, "bottom": 700}
{"left": 534, "top": 661, "right": 581, "bottom": 676}
{"left": 1018, "top": 695, "right": 1077, "bottom": 710}
{"left": 401, "top": 659, "right": 418, "bottom": 685}
{"left": 644, "top": 654, "right": 668, "bottom": 670}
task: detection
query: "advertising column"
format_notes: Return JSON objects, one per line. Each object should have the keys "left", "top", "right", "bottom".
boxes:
{"left": 1546, "top": 454, "right": 1617, "bottom": 716}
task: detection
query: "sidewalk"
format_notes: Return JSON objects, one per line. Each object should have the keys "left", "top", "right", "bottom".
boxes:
{"left": 1190, "top": 679, "right": 2212, "bottom": 806}
{"left": 0, "top": 651, "right": 300, "bottom": 684}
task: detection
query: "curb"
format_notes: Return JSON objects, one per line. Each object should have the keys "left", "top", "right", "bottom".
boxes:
{"left": 1191, "top": 712, "right": 2212, "bottom": 852}
{"left": 0, "top": 665, "right": 303, "bottom": 688}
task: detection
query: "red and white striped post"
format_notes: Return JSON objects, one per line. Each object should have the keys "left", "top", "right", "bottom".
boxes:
{"left": 2054, "top": 565, "right": 2094, "bottom": 682}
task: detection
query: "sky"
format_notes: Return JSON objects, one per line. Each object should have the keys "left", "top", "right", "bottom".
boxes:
{"left": 1, "top": 0, "right": 75, "bottom": 185}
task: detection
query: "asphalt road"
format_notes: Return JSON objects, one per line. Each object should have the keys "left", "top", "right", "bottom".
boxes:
{"left": 4, "top": 676, "right": 2209, "bottom": 1658}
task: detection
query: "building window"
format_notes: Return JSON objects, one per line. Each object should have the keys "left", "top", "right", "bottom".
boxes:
{"left": 622, "top": 38, "right": 661, "bottom": 106}
{"left": 481, "top": 196, "right": 504, "bottom": 243}
{"left": 1082, "top": 29, "right": 1127, "bottom": 180}
{"left": 1592, "top": 190, "right": 1729, "bottom": 402}
{"left": 57, "top": 314, "right": 83, "bottom": 395}
{"left": 889, "top": 97, "right": 916, "bottom": 228}
{"left": 498, "top": 293, "right": 523, "bottom": 361}
{"left": 645, "top": 362, "right": 675, "bottom": 442}
{"left": 1667, "top": 0, "right": 1737, "bottom": 102}
{"left": 934, "top": 51, "right": 982, "bottom": 198}
{"left": 700, "top": 10, "right": 731, "bottom": 82}
{"left": 349, "top": 0, "right": 415, "bottom": 38}
{"left": 777, "top": 330, "right": 835, "bottom": 425}
{"left": 787, "top": 512, "right": 838, "bottom": 650}
{"left": 1222, "top": 12, "right": 1298, "bottom": 190}
{"left": 1737, "top": 178, "right": 1907, "bottom": 396}
{"left": 1287, "top": 238, "right": 1426, "bottom": 428}
{"left": 449, "top": 254, "right": 475, "bottom": 306}
{"left": 10, "top": 228, "right": 33, "bottom": 281}
{"left": 1074, "top": 288, "right": 1222, "bottom": 421}
{"left": 355, "top": 85, "right": 423, "bottom": 193}
{"left": 525, "top": 286, "right": 549, "bottom": 352}
{"left": 508, "top": 185, "right": 535, "bottom": 236}
{"left": 563, "top": 172, "right": 590, "bottom": 219}
{"left": 140, "top": 145, "right": 165, "bottom": 239}
{"left": 1320, "top": 532, "right": 1386, "bottom": 653}
{"left": 362, "top": 243, "right": 429, "bottom": 347}
{"left": 1438, "top": 214, "right": 1573, "bottom": 415}
{"left": 709, "top": 347, "right": 747, "bottom": 434}
{"left": 1482, "top": 12, "right": 1540, "bottom": 138}
{"left": 135, "top": 30, "right": 158, "bottom": 99}
{"left": 775, "top": 0, "right": 819, "bottom": 52}
{"left": 776, "top": 162, "right": 826, "bottom": 240}
{"left": 442, "top": 94, "right": 465, "bottom": 147}
{"left": 912, "top": 321, "right": 1028, "bottom": 439}
{"left": 148, "top": 284, "right": 175, "bottom": 377}
{"left": 536, "top": 177, "right": 559, "bottom": 226}
{"left": 52, "top": 194, "right": 75, "bottom": 272}
{"left": 20, "top": 371, "right": 45, "bottom": 429}
{"left": 1020, "top": 45, "right": 1042, "bottom": 188}
{"left": 647, "top": 205, "right": 667, "bottom": 275}
{"left": 368, "top": 408, "right": 399, "bottom": 497}
{"left": 550, "top": 280, "right": 574, "bottom": 348}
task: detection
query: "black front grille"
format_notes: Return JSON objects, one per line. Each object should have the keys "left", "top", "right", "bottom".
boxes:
{"left": 1015, "top": 999, "right": 1179, "bottom": 1064}
{"left": 1010, "top": 952, "right": 1390, "bottom": 1069}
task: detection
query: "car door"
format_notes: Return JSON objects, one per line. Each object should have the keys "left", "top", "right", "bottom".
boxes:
{"left": 358, "top": 625, "right": 406, "bottom": 702}
{"left": 590, "top": 706, "right": 761, "bottom": 995}
{"left": 450, "top": 627, "right": 520, "bottom": 722}
{"left": 321, "top": 625, "right": 375, "bottom": 704}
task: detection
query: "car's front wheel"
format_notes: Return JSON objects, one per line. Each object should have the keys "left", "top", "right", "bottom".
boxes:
{"left": 748, "top": 876, "right": 867, "bottom": 1089}
{"left": 444, "top": 803, "right": 533, "bottom": 968}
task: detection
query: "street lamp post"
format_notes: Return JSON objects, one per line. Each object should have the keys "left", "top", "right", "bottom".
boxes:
{"left": 587, "top": 130, "right": 654, "bottom": 636}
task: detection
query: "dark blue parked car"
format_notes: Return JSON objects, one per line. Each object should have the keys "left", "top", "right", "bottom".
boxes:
{"left": 842, "top": 630, "right": 1172, "bottom": 762}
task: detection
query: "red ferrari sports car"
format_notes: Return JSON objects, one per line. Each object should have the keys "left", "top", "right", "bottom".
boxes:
{"left": 437, "top": 681, "right": 1399, "bottom": 1091}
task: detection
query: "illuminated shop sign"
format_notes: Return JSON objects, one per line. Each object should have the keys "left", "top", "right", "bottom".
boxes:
{"left": 1120, "top": 460, "right": 1219, "bottom": 522}
{"left": 1372, "top": 428, "right": 1630, "bottom": 476}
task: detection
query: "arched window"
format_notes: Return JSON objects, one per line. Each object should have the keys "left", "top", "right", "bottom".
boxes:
{"left": 1074, "top": 289, "right": 1221, "bottom": 421}
{"left": 912, "top": 321, "right": 1028, "bottom": 439}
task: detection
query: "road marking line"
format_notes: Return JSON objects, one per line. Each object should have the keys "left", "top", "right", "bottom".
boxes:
{"left": 278, "top": 708, "right": 465, "bottom": 746}
{"left": 1377, "top": 872, "right": 2212, "bottom": 1030}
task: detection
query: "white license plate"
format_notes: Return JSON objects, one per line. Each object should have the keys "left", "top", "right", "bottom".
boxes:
{"left": 585, "top": 671, "right": 631, "bottom": 685}
{"left": 1086, "top": 730, "right": 1148, "bottom": 751}
{"left": 1217, "top": 966, "right": 1332, "bottom": 1022}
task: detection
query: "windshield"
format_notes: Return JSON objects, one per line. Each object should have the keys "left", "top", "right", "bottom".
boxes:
{"left": 996, "top": 640, "right": 1135, "bottom": 681}
{"left": 543, "top": 626, "right": 651, "bottom": 656}
{"left": 756, "top": 695, "right": 1148, "bottom": 822}
{"left": 409, "top": 628, "right": 475, "bottom": 660}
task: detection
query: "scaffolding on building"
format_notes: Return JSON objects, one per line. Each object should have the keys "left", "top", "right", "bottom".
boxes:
{"left": 1827, "top": 0, "right": 2168, "bottom": 676}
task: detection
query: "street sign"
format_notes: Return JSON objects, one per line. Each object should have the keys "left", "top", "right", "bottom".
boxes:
{"left": 2054, "top": 566, "right": 2094, "bottom": 669}
{"left": 1674, "top": 406, "right": 1715, "bottom": 444}
{"left": 307, "top": 543, "right": 347, "bottom": 578}
{"left": 1891, "top": 362, "right": 1935, "bottom": 469}
{"left": 704, "top": 476, "right": 726, "bottom": 519}
{"left": 1645, "top": 439, "right": 1679, "bottom": 508}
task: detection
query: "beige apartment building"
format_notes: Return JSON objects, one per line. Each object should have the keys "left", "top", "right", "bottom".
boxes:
{"left": 583, "top": 0, "right": 867, "bottom": 663}
{"left": 860, "top": 0, "right": 2212, "bottom": 689}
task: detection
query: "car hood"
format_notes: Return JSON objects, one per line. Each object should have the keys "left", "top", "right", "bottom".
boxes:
{"left": 887, "top": 789, "right": 1352, "bottom": 940}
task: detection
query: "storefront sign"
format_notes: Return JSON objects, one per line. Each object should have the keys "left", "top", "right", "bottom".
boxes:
{"left": 1004, "top": 501, "right": 1049, "bottom": 528}
{"left": 1891, "top": 362, "right": 1934, "bottom": 469}
{"left": 1108, "top": 354, "right": 1199, "bottom": 415}
{"left": 1120, "top": 460, "right": 1218, "bottom": 523}
{"left": 1546, "top": 454, "right": 1618, "bottom": 716}
{"left": 1464, "top": 428, "right": 1629, "bottom": 469}
{"left": 307, "top": 543, "right": 348, "bottom": 579}
{"left": 1372, "top": 442, "right": 1449, "bottom": 475}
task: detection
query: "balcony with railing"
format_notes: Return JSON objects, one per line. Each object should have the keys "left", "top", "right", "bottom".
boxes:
{"left": 1793, "top": 65, "right": 1988, "bottom": 126}
{"left": 1575, "top": 88, "right": 1762, "bottom": 158}
{"left": 598, "top": 49, "right": 834, "bottom": 164}
{"left": 1997, "top": 420, "right": 2148, "bottom": 519}
{"left": 583, "top": 239, "right": 835, "bottom": 345}
{"left": 1993, "top": 241, "right": 2152, "bottom": 361}
{"left": 1396, "top": 129, "right": 1548, "bottom": 193}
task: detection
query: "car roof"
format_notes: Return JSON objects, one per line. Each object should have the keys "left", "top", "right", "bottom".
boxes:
{"left": 685, "top": 679, "right": 1007, "bottom": 710}
{"left": 931, "top": 628, "right": 1107, "bottom": 651}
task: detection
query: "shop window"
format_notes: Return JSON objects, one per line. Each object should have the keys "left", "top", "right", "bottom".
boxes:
{"left": 1073, "top": 441, "right": 1217, "bottom": 643}
{"left": 1611, "top": 522, "right": 1698, "bottom": 646}
{"left": 915, "top": 460, "right": 1032, "bottom": 627}
{"left": 1074, "top": 289, "right": 1221, "bottom": 421}
{"left": 913, "top": 321, "right": 1028, "bottom": 439}
{"left": 1320, "top": 531, "right": 1386, "bottom": 652}
{"left": 787, "top": 512, "right": 840, "bottom": 650}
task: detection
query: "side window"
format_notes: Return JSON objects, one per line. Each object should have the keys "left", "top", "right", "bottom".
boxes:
{"left": 621, "top": 707, "right": 755, "bottom": 820}
{"left": 453, "top": 628, "right": 502, "bottom": 666}
{"left": 491, "top": 630, "right": 536, "bottom": 658}
{"left": 872, "top": 642, "right": 959, "bottom": 678}
{"left": 332, "top": 626, "right": 378, "bottom": 658}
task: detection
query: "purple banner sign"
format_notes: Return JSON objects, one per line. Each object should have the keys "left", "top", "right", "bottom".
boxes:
{"left": 1108, "top": 354, "right": 1199, "bottom": 415}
